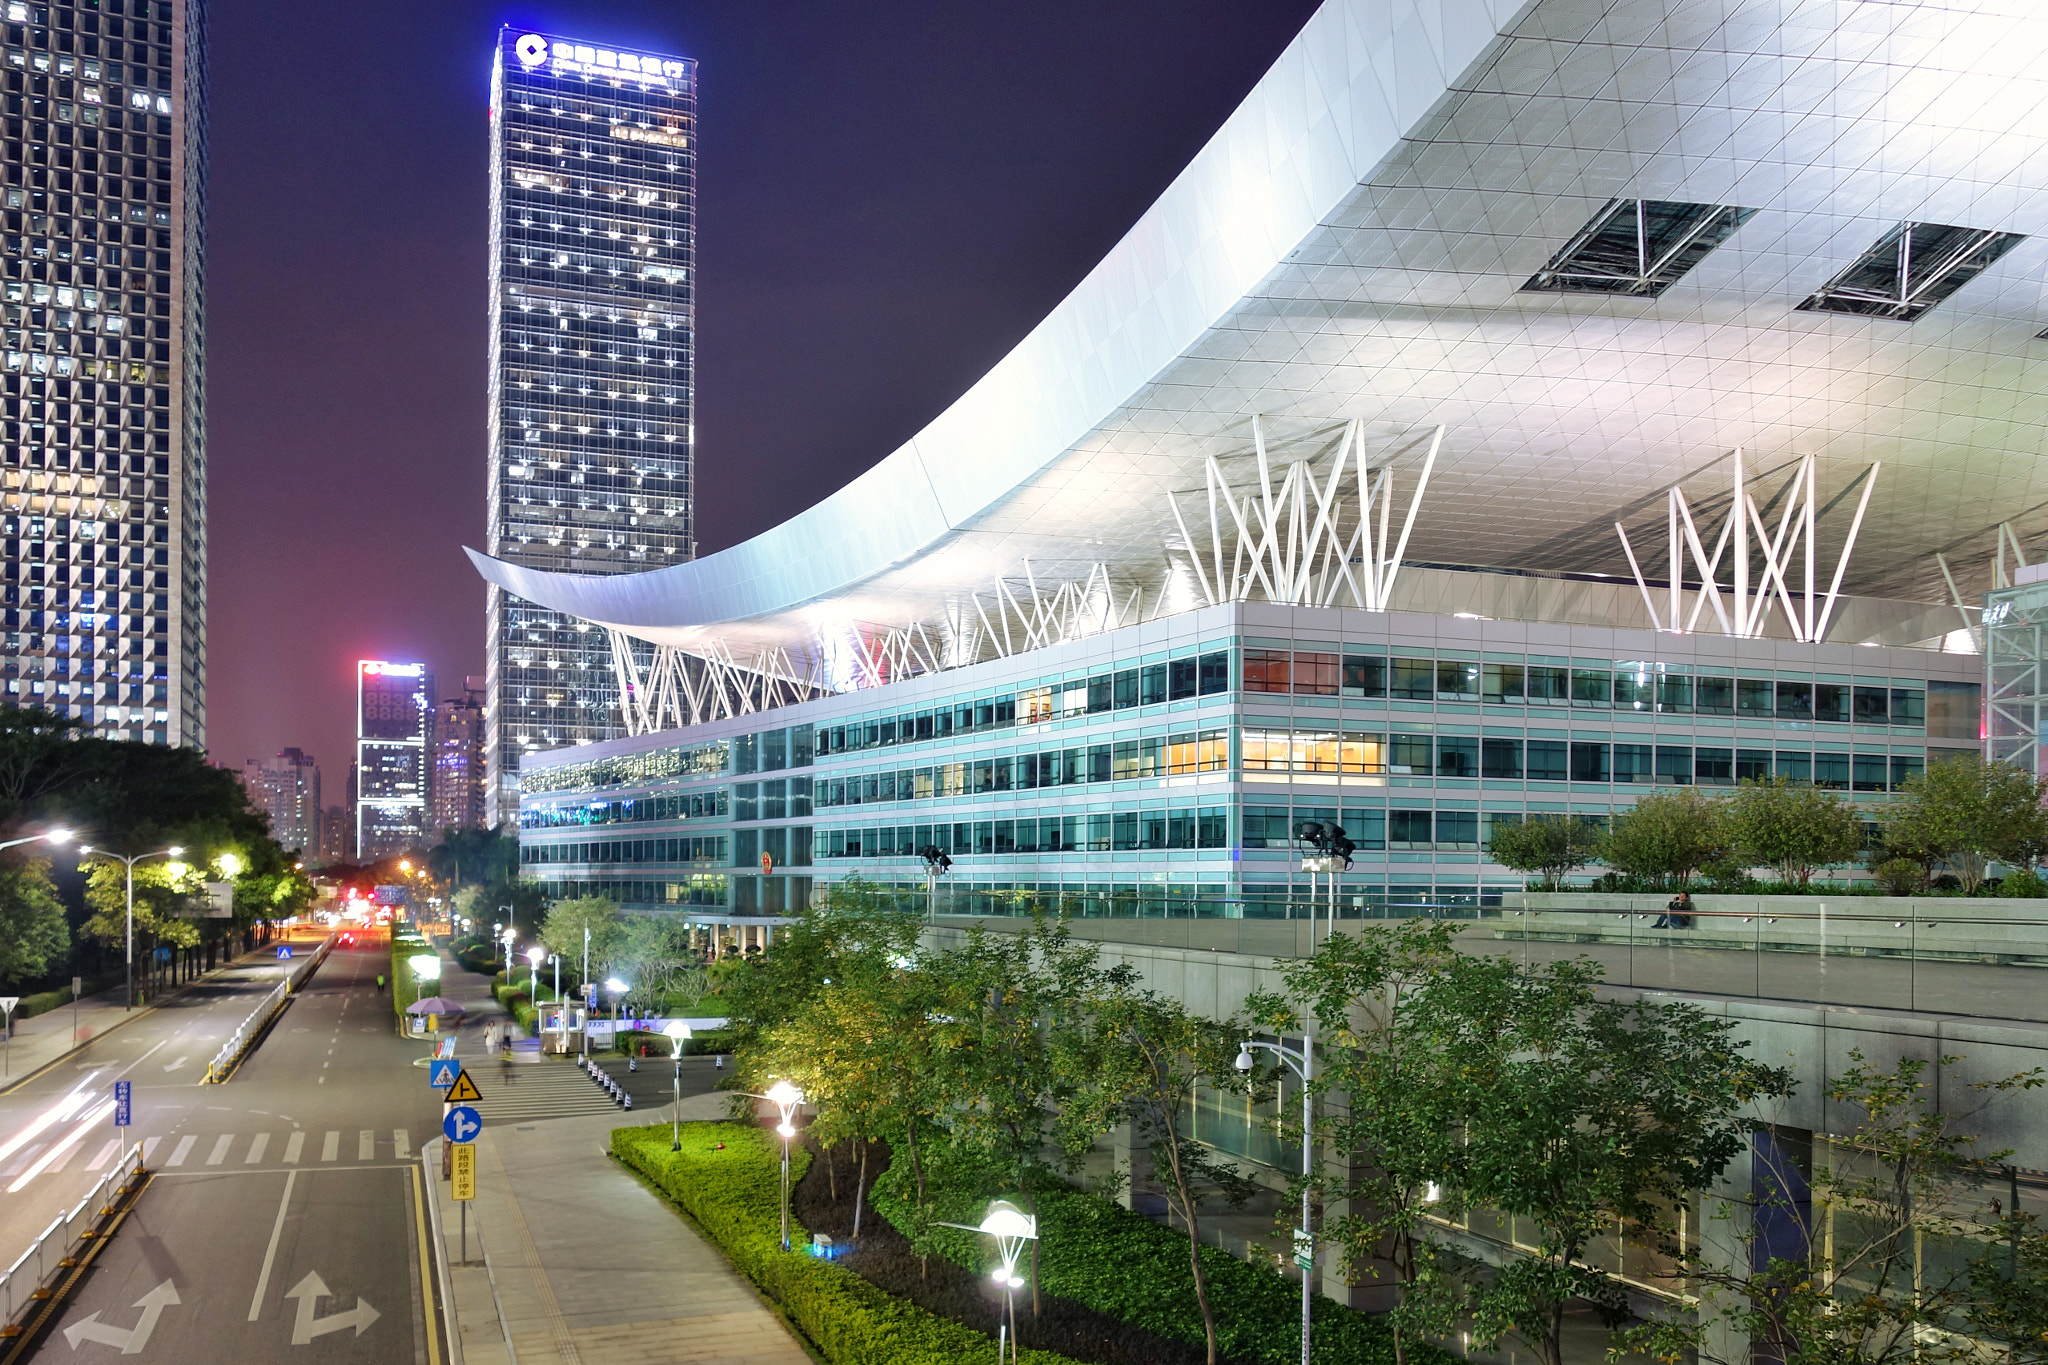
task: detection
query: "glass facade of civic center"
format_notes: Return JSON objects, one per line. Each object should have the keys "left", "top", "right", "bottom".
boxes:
{"left": 516, "top": 604, "right": 1984, "bottom": 917}
{"left": 483, "top": 28, "right": 697, "bottom": 824}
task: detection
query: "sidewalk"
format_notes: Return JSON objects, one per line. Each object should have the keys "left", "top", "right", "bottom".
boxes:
{"left": 426, "top": 1103, "right": 813, "bottom": 1365}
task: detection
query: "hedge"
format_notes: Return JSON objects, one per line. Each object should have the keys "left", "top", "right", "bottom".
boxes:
{"left": 611, "top": 1123, "right": 1084, "bottom": 1365}
{"left": 871, "top": 1154, "right": 1442, "bottom": 1365}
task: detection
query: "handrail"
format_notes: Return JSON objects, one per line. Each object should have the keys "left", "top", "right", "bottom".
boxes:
{"left": 203, "top": 933, "right": 338, "bottom": 1083}
{"left": 0, "top": 1144, "right": 144, "bottom": 1336}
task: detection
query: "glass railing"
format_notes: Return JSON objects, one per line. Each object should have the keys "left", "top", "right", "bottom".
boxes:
{"left": 934, "top": 897, "right": 2048, "bottom": 1025}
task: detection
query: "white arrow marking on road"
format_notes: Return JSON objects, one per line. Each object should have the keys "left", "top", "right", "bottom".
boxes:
{"left": 62, "top": 1279, "right": 178, "bottom": 1354}
{"left": 161, "top": 1056, "right": 186, "bottom": 1073}
{"left": 284, "top": 1272, "right": 379, "bottom": 1345}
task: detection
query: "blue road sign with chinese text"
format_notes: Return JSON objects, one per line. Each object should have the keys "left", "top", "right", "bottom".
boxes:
{"left": 114, "top": 1080, "right": 130, "bottom": 1127}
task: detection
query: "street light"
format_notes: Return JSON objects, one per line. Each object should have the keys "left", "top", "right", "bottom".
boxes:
{"left": 604, "top": 976, "right": 627, "bottom": 1050}
{"left": 525, "top": 944, "right": 544, "bottom": 1002}
{"left": 936, "top": 1200, "right": 1037, "bottom": 1364}
{"left": 408, "top": 952, "right": 441, "bottom": 1033}
{"left": 662, "top": 1020, "right": 692, "bottom": 1151}
{"left": 77, "top": 843, "right": 182, "bottom": 1011}
{"left": 1238, "top": 1035, "right": 1314, "bottom": 1365}
{"left": 0, "top": 828, "right": 71, "bottom": 855}
{"left": 764, "top": 1080, "right": 804, "bottom": 1251}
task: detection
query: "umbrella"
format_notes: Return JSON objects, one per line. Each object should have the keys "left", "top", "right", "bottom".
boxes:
{"left": 405, "top": 997, "right": 465, "bottom": 1014}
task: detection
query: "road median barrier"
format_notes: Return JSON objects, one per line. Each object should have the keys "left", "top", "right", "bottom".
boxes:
{"left": 0, "top": 1146, "right": 148, "bottom": 1362}
{"left": 203, "top": 933, "right": 339, "bottom": 1083}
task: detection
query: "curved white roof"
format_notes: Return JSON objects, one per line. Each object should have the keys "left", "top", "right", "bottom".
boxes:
{"left": 473, "top": 0, "right": 2048, "bottom": 655}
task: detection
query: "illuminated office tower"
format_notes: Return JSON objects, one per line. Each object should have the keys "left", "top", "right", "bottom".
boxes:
{"left": 0, "top": 0, "right": 207, "bottom": 746}
{"left": 483, "top": 28, "right": 696, "bottom": 823}
{"left": 356, "top": 660, "right": 432, "bottom": 860}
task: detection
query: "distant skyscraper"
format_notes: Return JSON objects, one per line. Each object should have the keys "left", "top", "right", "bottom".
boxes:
{"left": 0, "top": 0, "right": 207, "bottom": 746}
{"left": 429, "top": 675, "right": 487, "bottom": 836}
{"left": 483, "top": 28, "right": 697, "bottom": 825}
{"left": 355, "top": 660, "right": 432, "bottom": 860}
{"left": 316, "top": 802, "right": 351, "bottom": 867}
{"left": 242, "top": 747, "right": 319, "bottom": 854}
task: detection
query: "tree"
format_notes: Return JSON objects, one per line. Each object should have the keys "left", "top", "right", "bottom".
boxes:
{"left": 1057, "top": 982, "right": 1255, "bottom": 1365}
{"left": 424, "top": 827, "right": 519, "bottom": 892}
{"left": 82, "top": 858, "right": 203, "bottom": 995}
{"left": 1487, "top": 815, "right": 1602, "bottom": 891}
{"left": 1416, "top": 954, "right": 1791, "bottom": 1365}
{"left": 614, "top": 915, "right": 703, "bottom": 1006}
{"left": 539, "top": 896, "right": 624, "bottom": 985}
{"left": 0, "top": 707, "right": 86, "bottom": 825}
{"left": 1622, "top": 1051, "right": 2048, "bottom": 1365}
{"left": 1725, "top": 777, "right": 1863, "bottom": 886}
{"left": 0, "top": 855, "right": 67, "bottom": 981}
{"left": 1600, "top": 787, "right": 1730, "bottom": 887}
{"left": 1882, "top": 753, "right": 2048, "bottom": 894}
{"left": 1248, "top": 919, "right": 1468, "bottom": 1365}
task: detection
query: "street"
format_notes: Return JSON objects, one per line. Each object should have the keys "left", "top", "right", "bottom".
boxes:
{"left": 26, "top": 940, "right": 448, "bottom": 1363}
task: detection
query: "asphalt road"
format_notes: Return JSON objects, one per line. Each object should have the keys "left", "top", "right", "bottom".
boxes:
{"left": 28, "top": 940, "right": 448, "bottom": 1364}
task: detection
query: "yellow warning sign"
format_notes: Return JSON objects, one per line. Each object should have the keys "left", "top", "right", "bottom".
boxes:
{"left": 446, "top": 1071, "right": 482, "bottom": 1104}
{"left": 451, "top": 1141, "right": 476, "bottom": 1201}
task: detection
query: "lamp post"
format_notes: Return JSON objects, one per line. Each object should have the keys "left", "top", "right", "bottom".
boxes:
{"left": 758, "top": 1080, "right": 804, "bottom": 1251}
{"left": 77, "top": 842, "right": 181, "bottom": 1011}
{"left": 525, "top": 944, "right": 544, "bottom": 1002}
{"left": 408, "top": 953, "right": 441, "bottom": 1037}
{"left": 662, "top": 1021, "right": 692, "bottom": 1151}
{"left": 1237, "top": 1034, "right": 1314, "bottom": 1365}
{"left": 580, "top": 924, "right": 591, "bottom": 1060}
{"left": 935, "top": 1200, "right": 1037, "bottom": 1364}
{"left": 604, "top": 976, "right": 627, "bottom": 1054}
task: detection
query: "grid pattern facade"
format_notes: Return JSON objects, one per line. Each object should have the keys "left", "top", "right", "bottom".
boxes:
{"left": 515, "top": 604, "right": 1984, "bottom": 917}
{"left": 356, "top": 661, "right": 431, "bottom": 861}
{"left": 0, "top": 0, "right": 203, "bottom": 746}
{"left": 483, "top": 28, "right": 696, "bottom": 826}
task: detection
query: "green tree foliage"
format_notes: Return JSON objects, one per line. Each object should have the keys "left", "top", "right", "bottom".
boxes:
{"left": 1881, "top": 753, "right": 2048, "bottom": 894}
{"left": 1725, "top": 777, "right": 1863, "bottom": 886}
{"left": 1622, "top": 1051, "right": 2048, "bottom": 1365}
{"left": 1248, "top": 919, "right": 1467, "bottom": 1365}
{"left": 82, "top": 859, "right": 202, "bottom": 961}
{"left": 1056, "top": 982, "right": 1255, "bottom": 1365}
{"left": 1600, "top": 787, "right": 1730, "bottom": 887}
{"left": 424, "top": 827, "right": 520, "bottom": 890}
{"left": 1486, "top": 815, "right": 1603, "bottom": 891}
{"left": 613, "top": 915, "right": 704, "bottom": 1006}
{"left": 1414, "top": 955, "right": 1791, "bottom": 1365}
{"left": 0, "top": 855, "right": 67, "bottom": 980}
{"left": 539, "top": 896, "right": 625, "bottom": 985}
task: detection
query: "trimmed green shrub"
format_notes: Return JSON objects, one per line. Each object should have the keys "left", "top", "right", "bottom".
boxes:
{"left": 611, "top": 1123, "right": 1081, "bottom": 1365}
{"left": 870, "top": 1151, "right": 1436, "bottom": 1365}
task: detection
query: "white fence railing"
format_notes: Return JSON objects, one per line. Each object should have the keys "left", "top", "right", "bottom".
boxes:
{"left": 0, "top": 1144, "right": 144, "bottom": 1333}
{"left": 204, "top": 934, "right": 337, "bottom": 1083}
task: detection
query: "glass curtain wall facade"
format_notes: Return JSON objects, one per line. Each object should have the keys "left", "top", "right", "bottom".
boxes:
{"left": 483, "top": 29, "right": 696, "bottom": 826}
{"left": 0, "top": 0, "right": 204, "bottom": 745}
{"left": 515, "top": 605, "right": 1985, "bottom": 917}
{"left": 356, "top": 660, "right": 431, "bottom": 860}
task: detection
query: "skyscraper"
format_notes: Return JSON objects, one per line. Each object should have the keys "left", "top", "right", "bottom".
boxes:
{"left": 241, "top": 747, "right": 318, "bottom": 855}
{"left": 355, "top": 659, "right": 431, "bottom": 860}
{"left": 483, "top": 29, "right": 696, "bottom": 824}
{"left": 0, "top": 0, "right": 206, "bottom": 747}
{"left": 428, "top": 675, "right": 486, "bottom": 836}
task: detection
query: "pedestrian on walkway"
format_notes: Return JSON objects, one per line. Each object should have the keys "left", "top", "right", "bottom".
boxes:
{"left": 376, "top": 974, "right": 386, "bottom": 994}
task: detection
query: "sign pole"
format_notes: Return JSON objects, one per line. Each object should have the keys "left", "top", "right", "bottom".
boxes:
{"left": 0, "top": 997, "right": 17, "bottom": 1076}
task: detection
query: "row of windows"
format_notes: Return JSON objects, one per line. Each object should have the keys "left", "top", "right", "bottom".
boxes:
{"left": 1243, "top": 732, "right": 1928, "bottom": 788}
{"left": 814, "top": 731, "right": 1233, "bottom": 807}
{"left": 522, "top": 834, "right": 726, "bottom": 866}
{"left": 519, "top": 788, "right": 728, "bottom": 829}
{"left": 820, "top": 810, "right": 1231, "bottom": 858}
{"left": 1243, "top": 649, "right": 1944, "bottom": 724}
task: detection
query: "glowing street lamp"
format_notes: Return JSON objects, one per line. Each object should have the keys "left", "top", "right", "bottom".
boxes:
{"left": 408, "top": 952, "right": 441, "bottom": 1030}
{"left": 939, "top": 1200, "right": 1038, "bottom": 1364}
{"left": 662, "top": 1020, "right": 693, "bottom": 1151}
{"left": 77, "top": 843, "right": 182, "bottom": 1011}
{"left": 525, "top": 944, "right": 544, "bottom": 1001}
{"left": 759, "top": 1080, "right": 804, "bottom": 1251}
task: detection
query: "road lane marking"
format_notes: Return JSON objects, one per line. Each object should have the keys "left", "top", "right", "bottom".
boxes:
{"left": 84, "top": 1139, "right": 118, "bottom": 1171}
{"left": 321, "top": 1131, "right": 339, "bottom": 1162}
{"left": 283, "top": 1131, "right": 304, "bottom": 1163}
{"left": 162, "top": 1055, "right": 186, "bottom": 1072}
{"left": 142, "top": 1136, "right": 160, "bottom": 1162}
{"left": 167, "top": 1135, "right": 196, "bottom": 1166}
{"left": 247, "top": 1168, "right": 297, "bottom": 1321}
{"left": 357, "top": 1130, "right": 374, "bottom": 1161}
{"left": 246, "top": 1133, "right": 269, "bottom": 1164}
{"left": 393, "top": 1130, "right": 410, "bottom": 1159}
{"left": 206, "top": 1134, "right": 232, "bottom": 1165}
{"left": 0, "top": 1143, "right": 44, "bottom": 1177}
{"left": 10, "top": 1101, "right": 114, "bottom": 1191}
{"left": 409, "top": 1162, "right": 443, "bottom": 1365}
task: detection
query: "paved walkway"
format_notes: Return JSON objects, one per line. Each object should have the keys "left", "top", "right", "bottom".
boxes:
{"left": 427, "top": 1101, "right": 811, "bottom": 1365}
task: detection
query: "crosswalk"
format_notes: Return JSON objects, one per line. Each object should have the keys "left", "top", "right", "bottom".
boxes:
{"left": 466, "top": 1058, "right": 647, "bottom": 1124}
{"left": 51, "top": 1127, "right": 421, "bottom": 1176}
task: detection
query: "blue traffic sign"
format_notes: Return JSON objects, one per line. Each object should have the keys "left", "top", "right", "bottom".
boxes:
{"left": 114, "top": 1080, "right": 131, "bottom": 1127}
{"left": 442, "top": 1106, "right": 482, "bottom": 1144}
{"left": 428, "top": 1058, "right": 462, "bottom": 1090}
{"left": 276, "top": 945, "right": 293, "bottom": 960}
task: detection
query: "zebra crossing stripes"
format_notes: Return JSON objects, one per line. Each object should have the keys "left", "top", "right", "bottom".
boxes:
{"left": 68, "top": 1129, "right": 423, "bottom": 1177}
{"left": 464, "top": 1059, "right": 644, "bottom": 1124}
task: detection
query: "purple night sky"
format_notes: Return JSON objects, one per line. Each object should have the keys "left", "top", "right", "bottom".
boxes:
{"left": 204, "top": 1, "right": 1320, "bottom": 791}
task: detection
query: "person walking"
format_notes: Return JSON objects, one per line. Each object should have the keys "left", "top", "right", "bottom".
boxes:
{"left": 375, "top": 973, "right": 386, "bottom": 994}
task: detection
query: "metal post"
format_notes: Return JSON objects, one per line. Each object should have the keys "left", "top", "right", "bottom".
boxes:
{"left": 124, "top": 857, "right": 135, "bottom": 1011}
{"left": 780, "top": 1131, "right": 792, "bottom": 1251}
{"left": 460, "top": 1203, "right": 467, "bottom": 1264}
{"left": 1300, "top": 1032, "right": 1313, "bottom": 1365}
{"left": 672, "top": 1054, "right": 682, "bottom": 1151}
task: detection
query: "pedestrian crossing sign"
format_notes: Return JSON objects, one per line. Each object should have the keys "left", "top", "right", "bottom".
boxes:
{"left": 446, "top": 1071, "right": 482, "bottom": 1104}
{"left": 428, "top": 1058, "right": 461, "bottom": 1090}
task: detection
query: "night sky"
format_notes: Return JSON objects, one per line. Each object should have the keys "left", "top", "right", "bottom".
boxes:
{"left": 206, "top": 0, "right": 1322, "bottom": 792}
